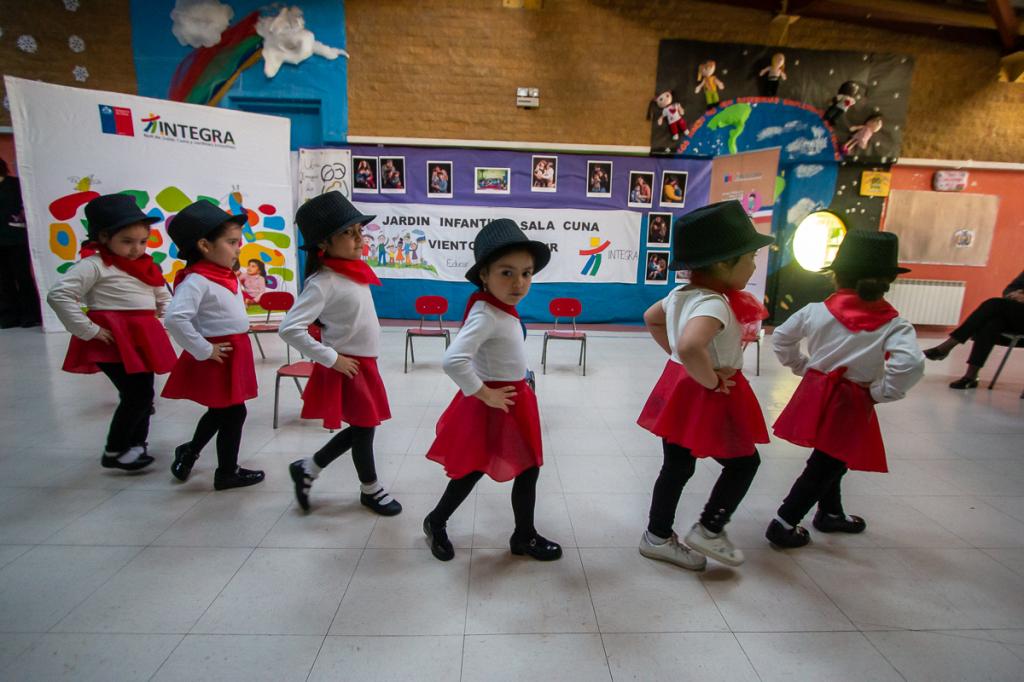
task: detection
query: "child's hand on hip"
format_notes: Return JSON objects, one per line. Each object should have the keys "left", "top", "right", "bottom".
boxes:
{"left": 332, "top": 355, "right": 360, "bottom": 378}
{"left": 476, "top": 385, "right": 517, "bottom": 413}
{"left": 209, "top": 341, "right": 233, "bottom": 364}
{"left": 93, "top": 328, "right": 115, "bottom": 345}
{"left": 713, "top": 369, "right": 737, "bottom": 394}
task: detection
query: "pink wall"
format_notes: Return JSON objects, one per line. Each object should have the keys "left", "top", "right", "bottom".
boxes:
{"left": 0, "top": 134, "right": 16, "bottom": 175}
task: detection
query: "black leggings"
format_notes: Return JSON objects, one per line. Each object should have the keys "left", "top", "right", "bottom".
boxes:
{"left": 777, "top": 449, "right": 848, "bottom": 526}
{"left": 951, "top": 297, "right": 1024, "bottom": 367}
{"left": 190, "top": 403, "right": 247, "bottom": 473}
{"left": 429, "top": 467, "right": 540, "bottom": 540}
{"left": 647, "top": 440, "right": 761, "bottom": 538}
{"left": 312, "top": 425, "right": 378, "bottom": 483}
{"left": 97, "top": 363, "right": 155, "bottom": 453}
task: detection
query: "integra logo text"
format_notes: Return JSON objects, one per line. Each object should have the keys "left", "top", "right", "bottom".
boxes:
{"left": 140, "top": 113, "right": 236, "bottom": 147}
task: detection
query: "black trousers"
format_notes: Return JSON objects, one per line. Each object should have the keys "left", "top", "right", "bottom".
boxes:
{"left": 190, "top": 403, "right": 247, "bottom": 473}
{"left": 429, "top": 467, "right": 540, "bottom": 539}
{"left": 0, "top": 243, "right": 41, "bottom": 325}
{"left": 312, "top": 425, "right": 378, "bottom": 484}
{"left": 951, "top": 297, "right": 1024, "bottom": 367}
{"left": 647, "top": 440, "right": 761, "bottom": 538}
{"left": 777, "top": 449, "right": 848, "bottom": 526}
{"left": 97, "top": 363, "right": 154, "bottom": 453}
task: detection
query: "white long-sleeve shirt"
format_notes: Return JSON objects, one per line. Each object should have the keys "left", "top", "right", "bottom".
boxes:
{"left": 46, "top": 255, "right": 171, "bottom": 340}
{"left": 443, "top": 300, "right": 527, "bottom": 396}
{"left": 278, "top": 270, "right": 380, "bottom": 367}
{"left": 663, "top": 286, "right": 744, "bottom": 369}
{"left": 772, "top": 301, "right": 925, "bottom": 404}
{"left": 163, "top": 274, "right": 249, "bottom": 361}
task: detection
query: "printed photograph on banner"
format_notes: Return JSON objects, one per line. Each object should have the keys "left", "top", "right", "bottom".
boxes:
{"left": 587, "top": 161, "right": 612, "bottom": 198}
{"left": 475, "top": 167, "right": 510, "bottom": 194}
{"left": 646, "top": 212, "right": 672, "bottom": 246}
{"left": 672, "top": 269, "right": 691, "bottom": 285}
{"left": 531, "top": 155, "right": 558, "bottom": 192}
{"left": 354, "top": 156, "right": 379, "bottom": 193}
{"left": 380, "top": 156, "right": 406, "bottom": 193}
{"left": 628, "top": 170, "right": 654, "bottom": 208}
{"left": 645, "top": 251, "right": 670, "bottom": 284}
{"left": 659, "top": 170, "right": 688, "bottom": 208}
{"left": 427, "top": 161, "right": 453, "bottom": 198}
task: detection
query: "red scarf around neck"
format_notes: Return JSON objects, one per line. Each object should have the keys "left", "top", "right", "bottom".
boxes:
{"left": 79, "top": 242, "right": 165, "bottom": 288}
{"left": 824, "top": 289, "right": 898, "bottom": 332}
{"left": 463, "top": 290, "right": 520, "bottom": 321}
{"left": 320, "top": 253, "right": 382, "bottom": 286}
{"left": 172, "top": 260, "right": 239, "bottom": 294}
{"left": 688, "top": 271, "right": 769, "bottom": 338}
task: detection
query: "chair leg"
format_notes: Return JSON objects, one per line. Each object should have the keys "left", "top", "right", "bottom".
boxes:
{"left": 410, "top": 337, "right": 416, "bottom": 364}
{"left": 444, "top": 330, "right": 451, "bottom": 349}
{"left": 581, "top": 338, "right": 587, "bottom": 376}
{"left": 404, "top": 334, "right": 410, "bottom": 374}
{"left": 755, "top": 338, "right": 761, "bottom": 377}
{"left": 542, "top": 335, "right": 549, "bottom": 374}
{"left": 578, "top": 340, "right": 584, "bottom": 366}
{"left": 292, "top": 377, "right": 303, "bottom": 394}
{"left": 273, "top": 373, "right": 281, "bottom": 429}
{"left": 286, "top": 344, "right": 291, "bottom": 364}
{"left": 988, "top": 340, "right": 1019, "bottom": 390}
{"left": 252, "top": 332, "right": 266, "bottom": 360}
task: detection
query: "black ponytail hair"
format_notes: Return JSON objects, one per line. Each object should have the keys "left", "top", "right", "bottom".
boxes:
{"left": 181, "top": 222, "right": 233, "bottom": 267}
{"left": 304, "top": 248, "right": 325, "bottom": 278}
{"left": 833, "top": 271, "right": 895, "bottom": 302}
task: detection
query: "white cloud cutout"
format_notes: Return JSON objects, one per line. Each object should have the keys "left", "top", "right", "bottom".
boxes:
{"left": 171, "top": 0, "right": 234, "bottom": 49}
{"left": 785, "top": 127, "right": 828, "bottom": 156}
{"left": 257, "top": 6, "right": 348, "bottom": 79}
{"left": 756, "top": 120, "right": 806, "bottom": 141}
{"left": 787, "top": 197, "right": 825, "bottom": 226}
{"left": 794, "top": 164, "right": 824, "bottom": 179}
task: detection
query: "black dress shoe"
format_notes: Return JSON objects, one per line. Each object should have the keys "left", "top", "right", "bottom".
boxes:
{"left": 424, "top": 515, "right": 455, "bottom": 561}
{"left": 510, "top": 532, "right": 562, "bottom": 561}
{"left": 100, "top": 450, "right": 155, "bottom": 471}
{"left": 765, "top": 519, "right": 810, "bottom": 548}
{"left": 289, "top": 460, "right": 313, "bottom": 512}
{"left": 812, "top": 511, "right": 867, "bottom": 534}
{"left": 171, "top": 443, "right": 198, "bottom": 481}
{"left": 949, "top": 377, "right": 979, "bottom": 390}
{"left": 214, "top": 467, "right": 265, "bottom": 490}
{"left": 923, "top": 347, "right": 950, "bottom": 361}
{"left": 361, "top": 488, "right": 402, "bottom": 516}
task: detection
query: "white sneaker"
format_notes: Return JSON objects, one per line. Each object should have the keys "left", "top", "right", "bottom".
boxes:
{"left": 683, "top": 523, "right": 745, "bottom": 566}
{"left": 639, "top": 532, "right": 707, "bottom": 571}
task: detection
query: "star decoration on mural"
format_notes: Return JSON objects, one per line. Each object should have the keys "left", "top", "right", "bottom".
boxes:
{"left": 17, "top": 35, "right": 38, "bottom": 53}
{"left": 64, "top": 0, "right": 81, "bottom": 11}
{"left": 68, "top": 35, "right": 86, "bottom": 53}
{"left": 73, "top": 65, "right": 89, "bottom": 82}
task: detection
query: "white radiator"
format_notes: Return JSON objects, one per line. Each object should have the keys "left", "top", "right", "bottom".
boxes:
{"left": 887, "top": 279, "right": 965, "bottom": 325}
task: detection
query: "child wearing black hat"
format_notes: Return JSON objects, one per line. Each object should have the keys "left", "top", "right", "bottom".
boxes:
{"left": 47, "top": 193, "right": 177, "bottom": 471}
{"left": 279, "top": 192, "right": 400, "bottom": 516}
{"left": 162, "top": 200, "right": 264, "bottom": 490}
{"left": 765, "top": 230, "right": 924, "bottom": 548}
{"left": 637, "top": 200, "right": 773, "bottom": 569}
{"left": 422, "top": 218, "right": 562, "bottom": 562}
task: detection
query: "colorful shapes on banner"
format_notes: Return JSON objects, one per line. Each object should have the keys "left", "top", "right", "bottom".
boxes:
{"left": 775, "top": 175, "right": 786, "bottom": 200}
{"left": 241, "top": 224, "right": 256, "bottom": 241}
{"left": 169, "top": 242, "right": 179, "bottom": 259}
{"left": 148, "top": 231, "right": 163, "bottom": 248}
{"left": 240, "top": 243, "right": 284, "bottom": 268}
{"left": 261, "top": 215, "right": 285, "bottom": 231}
{"left": 259, "top": 204, "right": 276, "bottom": 215}
{"left": 165, "top": 260, "right": 185, "bottom": 284}
{"left": 196, "top": 195, "right": 220, "bottom": 206}
{"left": 155, "top": 186, "right": 192, "bottom": 212}
{"left": 120, "top": 190, "right": 150, "bottom": 209}
{"left": 253, "top": 230, "right": 290, "bottom": 248}
{"left": 49, "top": 222, "right": 77, "bottom": 260}
{"left": 245, "top": 208, "right": 259, "bottom": 226}
{"left": 146, "top": 207, "right": 164, "bottom": 222}
{"left": 49, "top": 191, "right": 99, "bottom": 220}
{"left": 269, "top": 267, "right": 294, "bottom": 282}
{"left": 228, "top": 192, "right": 245, "bottom": 214}
{"left": 152, "top": 252, "right": 167, "bottom": 265}
{"left": 57, "top": 262, "right": 75, "bottom": 274}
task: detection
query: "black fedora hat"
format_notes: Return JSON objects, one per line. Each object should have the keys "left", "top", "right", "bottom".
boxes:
{"left": 824, "top": 230, "right": 911, "bottom": 276}
{"left": 465, "top": 218, "right": 551, "bottom": 286}
{"left": 167, "top": 200, "right": 248, "bottom": 255}
{"left": 296, "top": 191, "right": 376, "bottom": 251}
{"left": 669, "top": 200, "right": 774, "bottom": 271}
{"left": 84, "top": 193, "right": 159, "bottom": 241}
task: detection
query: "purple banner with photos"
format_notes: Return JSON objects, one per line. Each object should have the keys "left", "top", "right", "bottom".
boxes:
{"left": 342, "top": 144, "right": 713, "bottom": 324}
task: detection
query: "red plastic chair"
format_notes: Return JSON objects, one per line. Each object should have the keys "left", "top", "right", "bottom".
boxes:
{"left": 542, "top": 298, "right": 587, "bottom": 375}
{"left": 273, "top": 324, "right": 321, "bottom": 429}
{"left": 249, "top": 291, "right": 295, "bottom": 360}
{"left": 405, "top": 295, "right": 451, "bottom": 373}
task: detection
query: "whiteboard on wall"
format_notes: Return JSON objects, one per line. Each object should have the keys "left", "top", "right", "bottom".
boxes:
{"left": 883, "top": 189, "right": 999, "bottom": 266}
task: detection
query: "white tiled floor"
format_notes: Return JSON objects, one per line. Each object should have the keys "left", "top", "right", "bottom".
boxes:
{"left": 1, "top": 325, "right": 1023, "bottom": 681}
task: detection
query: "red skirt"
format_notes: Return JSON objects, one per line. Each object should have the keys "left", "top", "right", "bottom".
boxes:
{"left": 300, "top": 357, "right": 391, "bottom": 429}
{"left": 637, "top": 360, "right": 769, "bottom": 459}
{"left": 773, "top": 368, "right": 886, "bottom": 473}
{"left": 427, "top": 380, "right": 543, "bottom": 482}
{"left": 63, "top": 310, "right": 177, "bottom": 375}
{"left": 161, "top": 333, "right": 257, "bottom": 408}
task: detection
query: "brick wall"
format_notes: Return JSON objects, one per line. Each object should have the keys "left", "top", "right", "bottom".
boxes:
{"left": 346, "top": 0, "right": 1024, "bottom": 162}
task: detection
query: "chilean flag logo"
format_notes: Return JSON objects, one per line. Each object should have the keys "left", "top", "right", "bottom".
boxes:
{"left": 98, "top": 104, "right": 134, "bottom": 136}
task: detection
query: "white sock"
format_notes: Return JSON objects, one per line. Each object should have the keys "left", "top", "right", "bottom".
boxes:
{"left": 645, "top": 531, "right": 669, "bottom": 546}
{"left": 116, "top": 446, "right": 145, "bottom": 464}
{"left": 302, "top": 458, "right": 321, "bottom": 479}
{"left": 775, "top": 516, "right": 795, "bottom": 530}
{"left": 360, "top": 480, "right": 394, "bottom": 505}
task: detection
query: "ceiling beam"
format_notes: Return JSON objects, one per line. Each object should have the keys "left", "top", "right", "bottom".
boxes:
{"left": 987, "top": 0, "right": 1022, "bottom": 50}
